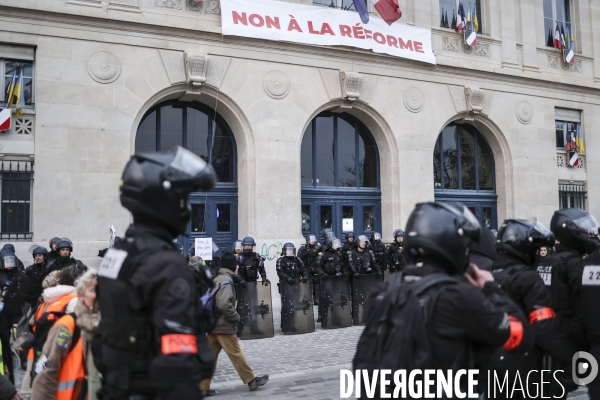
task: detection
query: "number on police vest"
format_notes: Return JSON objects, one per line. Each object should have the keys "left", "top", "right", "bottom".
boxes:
{"left": 98, "top": 249, "right": 128, "bottom": 279}
{"left": 582, "top": 266, "right": 600, "bottom": 286}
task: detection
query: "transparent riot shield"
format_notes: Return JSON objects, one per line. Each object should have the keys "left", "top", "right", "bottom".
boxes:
{"left": 320, "top": 275, "right": 352, "bottom": 329}
{"left": 280, "top": 280, "right": 315, "bottom": 335}
{"left": 237, "top": 281, "right": 274, "bottom": 340}
{"left": 352, "top": 274, "right": 380, "bottom": 326}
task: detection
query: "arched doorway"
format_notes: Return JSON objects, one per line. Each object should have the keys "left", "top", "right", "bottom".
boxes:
{"left": 136, "top": 100, "right": 238, "bottom": 253}
{"left": 301, "top": 111, "right": 381, "bottom": 239}
{"left": 433, "top": 122, "right": 497, "bottom": 229}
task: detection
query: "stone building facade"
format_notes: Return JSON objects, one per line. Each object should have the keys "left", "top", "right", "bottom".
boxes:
{"left": 0, "top": 0, "right": 599, "bottom": 270}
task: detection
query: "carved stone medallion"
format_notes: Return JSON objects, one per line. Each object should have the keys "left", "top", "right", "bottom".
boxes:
{"left": 263, "top": 71, "right": 290, "bottom": 99}
{"left": 516, "top": 101, "right": 534, "bottom": 124}
{"left": 157, "top": 0, "right": 182, "bottom": 9}
{"left": 87, "top": 52, "right": 121, "bottom": 84}
{"left": 205, "top": 0, "right": 220, "bottom": 14}
{"left": 403, "top": 87, "right": 425, "bottom": 113}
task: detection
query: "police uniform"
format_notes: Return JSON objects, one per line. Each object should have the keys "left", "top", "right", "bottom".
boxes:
{"left": 238, "top": 252, "right": 267, "bottom": 285}
{"left": 386, "top": 242, "right": 407, "bottom": 273}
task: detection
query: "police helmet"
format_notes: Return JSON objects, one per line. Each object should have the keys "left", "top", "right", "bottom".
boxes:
{"left": 326, "top": 237, "right": 342, "bottom": 251}
{"left": 357, "top": 235, "right": 369, "bottom": 247}
{"left": 393, "top": 229, "right": 405, "bottom": 237}
{"left": 551, "top": 208, "right": 600, "bottom": 255}
{"left": 119, "top": 146, "right": 216, "bottom": 236}
{"left": 33, "top": 246, "right": 48, "bottom": 258}
{"left": 371, "top": 232, "right": 382, "bottom": 242}
{"left": 282, "top": 242, "right": 296, "bottom": 257}
{"left": 496, "top": 219, "right": 555, "bottom": 266}
{"left": 0, "top": 249, "right": 17, "bottom": 270}
{"left": 241, "top": 236, "right": 256, "bottom": 254}
{"left": 345, "top": 231, "right": 355, "bottom": 240}
{"left": 232, "top": 240, "right": 242, "bottom": 253}
{"left": 49, "top": 237, "right": 61, "bottom": 249}
{"left": 57, "top": 239, "right": 73, "bottom": 253}
{"left": 2, "top": 244, "right": 16, "bottom": 254}
{"left": 306, "top": 235, "right": 317, "bottom": 245}
{"left": 320, "top": 228, "right": 334, "bottom": 241}
{"left": 404, "top": 202, "right": 481, "bottom": 274}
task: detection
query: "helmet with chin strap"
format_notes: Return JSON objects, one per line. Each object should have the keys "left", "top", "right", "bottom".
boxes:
{"left": 551, "top": 208, "right": 600, "bottom": 255}
{"left": 496, "top": 219, "right": 555, "bottom": 266}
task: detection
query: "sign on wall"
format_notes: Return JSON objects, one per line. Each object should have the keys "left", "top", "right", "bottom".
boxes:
{"left": 195, "top": 237, "right": 213, "bottom": 261}
{"left": 220, "top": 0, "right": 436, "bottom": 65}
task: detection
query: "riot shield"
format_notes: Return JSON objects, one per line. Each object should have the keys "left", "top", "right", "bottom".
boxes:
{"left": 352, "top": 274, "right": 380, "bottom": 326}
{"left": 237, "top": 281, "right": 274, "bottom": 340}
{"left": 280, "top": 280, "right": 315, "bottom": 335}
{"left": 383, "top": 269, "right": 391, "bottom": 283}
{"left": 320, "top": 275, "right": 352, "bottom": 329}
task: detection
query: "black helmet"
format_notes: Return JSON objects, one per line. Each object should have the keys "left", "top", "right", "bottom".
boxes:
{"left": 241, "top": 236, "right": 256, "bottom": 254}
{"left": 2, "top": 244, "right": 15, "bottom": 253}
{"left": 320, "top": 228, "right": 334, "bottom": 241}
{"left": 551, "top": 208, "right": 600, "bottom": 254}
{"left": 326, "top": 236, "right": 342, "bottom": 250}
{"left": 344, "top": 231, "right": 355, "bottom": 240}
{"left": 282, "top": 242, "right": 296, "bottom": 257}
{"left": 0, "top": 249, "right": 17, "bottom": 270}
{"left": 33, "top": 247, "right": 48, "bottom": 257}
{"left": 404, "top": 202, "right": 481, "bottom": 274}
{"left": 496, "top": 219, "right": 555, "bottom": 266}
{"left": 469, "top": 228, "right": 497, "bottom": 260}
{"left": 120, "top": 146, "right": 216, "bottom": 236}
{"left": 371, "top": 232, "right": 382, "bottom": 242}
{"left": 49, "top": 237, "right": 61, "bottom": 248}
{"left": 56, "top": 239, "right": 73, "bottom": 252}
{"left": 393, "top": 229, "right": 405, "bottom": 237}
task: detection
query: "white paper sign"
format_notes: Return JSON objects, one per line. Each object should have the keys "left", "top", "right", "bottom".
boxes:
{"left": 98, "top": 249, "right": 128, "bottom": 279}
{"left": 195, "top": 238, "right": 213, "bottom": 261}
{"left": 220, "top": 0, "right": 436, "bottom": 65}
{"left": 343, "top": 218, "right": 354, "bottom": 232}
{"left": 582, "top": 266, "right": 600, "bottom": 286}
{"left": 109, "top": 225, "right": 116, "bottom": 248}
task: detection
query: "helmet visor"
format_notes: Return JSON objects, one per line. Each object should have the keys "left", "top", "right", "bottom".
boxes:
{"left": 373, "top": 233, "right": 382, "bottom": 241}
{"left": 307, "top": 235, "right": 316, "bottom": 244}
{"left": 167, "top": 147, "right": 216, "bottom": 189}
{"left": 233, "top": 242, "right": 242, "bottom": 252}
{"left": 528, "top": 218, "right": 553, "bottom": 237}
{"left": 2, "top": 255, "right": 15, "bottom": 270}
{"left": 573, "top": 214, "right": 600, "bottom": 236}
{"left": 285, "top": 248, "right": 296, "bottom": 257}
{"left": 357, "top": 235, "right": 369, "bottom": 243}
{"left": 331, "top": 239, "right": 342, "bottom": 250}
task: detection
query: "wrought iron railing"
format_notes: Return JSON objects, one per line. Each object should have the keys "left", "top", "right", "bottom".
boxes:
{"left": 0, "top": 160, "right": 34, "bottom": 241}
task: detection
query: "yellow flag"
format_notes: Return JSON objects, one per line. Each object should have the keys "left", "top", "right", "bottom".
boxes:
{"left": 12, "top": 69, "right": 23, "bottom": 117}
{"left": 474, "top": 14, "right": 479, "bottom": 33}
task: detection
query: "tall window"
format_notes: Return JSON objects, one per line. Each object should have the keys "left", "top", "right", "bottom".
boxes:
{"left": 301, "top": 112, "right": 378, "bottom": 188}
{"left": 439, "top": 0, "right": 484, "bottom": 33}
{"left": 2, "top": 59, "right": 34, "bottom": 107}
{"left": 544, "top": 0, "right": 572, "bottom": 48}
{"left": 559, "top": 184, "right": 585, "bottom": 209}
{"left": 0, "top": 161, "right": 33, "bottom": 240}
{"left": 555, "top": 108, "right": 583, "bottom": 153}
{"left": 136, "top": 101, "right": 235, "bottom": 183}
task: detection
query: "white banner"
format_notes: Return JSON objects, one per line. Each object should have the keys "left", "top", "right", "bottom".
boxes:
{"left": 220, "top": 0, "right": 436, "bottom": 65}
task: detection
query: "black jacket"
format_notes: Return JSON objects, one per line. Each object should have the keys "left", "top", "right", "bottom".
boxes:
{"left": 348, "top": 248, "right": 380, "bottom": 275}
{"left": 386, "top": 242, "right": 407, "bottom": 272}
{"left": 237, "top": 252, "right": 266, "bottom": 283}
{"left": 317, "top": 249, "right": 348, "bottom": 278}
{"left": 25, "top": 262, "right": 48, "bottom": 304}
{"left": 0, "top": 268, "right": 31, "bottom": 313}
{"left": 276, "top": 256, "right": 308, "bottom": 282}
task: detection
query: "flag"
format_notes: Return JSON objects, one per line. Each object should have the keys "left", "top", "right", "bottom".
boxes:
{"left": 0, "top": 108, "right": 10, "bottom": 131}
{"left": 445, "top": 10, "right": 449, "bottom": 28}
{"left": 353, "top": 0, "right": 369, "bottom": 24}
{"left": 4, "top": 66, "right": 17, "bottom": 109}
{"left": 547, "top": 29, "right": 554, "bottom": 47}
{"left": 14, "top": 68, "right": 25, "bottom": 117}
{"left": 576, "top": 123, "right": 585, "bottom": 155}
{"left": 466, "top": 4, "right": 471, "bottom": 26}
{"left": 455, "top": 2, "right": 466, "bottom": 32}
{"left": 565, "top": 24, "right": 575, "bottom": 64}
{"left": 554, "top": 22, "right": 562, "bottom": 49}
{"left": 465, "top": 5, "right": 477, "bottom": 46}
{"left": 472, "top": 3, "right": 479, "bottom": 33}
{"left": 369, "top": 0, "right": 402, "bottom": 25}
{"left": 451, "top": 12, "right": 457, "bottom": 30}
{"left": 560, "top": 23, "right": 567, "bottom": 49}
{"left": 565, "top": 126, "right": 579, "bottom": 167}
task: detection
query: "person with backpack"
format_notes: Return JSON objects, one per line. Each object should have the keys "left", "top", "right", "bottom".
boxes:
{"left": 31, "top": 268, "right": 97, "bottom": 400}
{"left": 491, "top": 219, "right": 576, "bottom": 398}
{"left": 353, "top": 202, "right": 533, "bottom": 397}
{"left": 200, "top": 252, "right": 269, "bottom": 397}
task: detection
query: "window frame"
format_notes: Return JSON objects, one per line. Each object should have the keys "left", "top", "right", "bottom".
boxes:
{"left": 554, "top": 109, "right": 582, "bottom": 151}
{"left": 439, "top": 0, "right": 486, "bottom": 34}
{"left": 543, "top": 0, "right": 575, "bottom": 50}
{"left": 559, "top": 183, "right": 586, "bottom": 210}
{"left": 0, "top": 160, "right": 34, "bottom": 241}
{"left": 1, "top": 58, "right": 35, "bottom": 108}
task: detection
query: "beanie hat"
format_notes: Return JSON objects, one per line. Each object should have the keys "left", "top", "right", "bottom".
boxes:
{"left": 221, "top": 252, "right": 238, "bottom": 272}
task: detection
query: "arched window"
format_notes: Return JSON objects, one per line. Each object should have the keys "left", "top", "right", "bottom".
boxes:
{"left": 301, "top": 112, "right": 381, "bottom": 238}
{"left": 433, "top": 122, "right": 497, "bottom": 229}
{"left": 136, "top": 101, "right": 235, "bottom": 183}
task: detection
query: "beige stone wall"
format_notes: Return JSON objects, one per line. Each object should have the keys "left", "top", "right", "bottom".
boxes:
{"left": 0, "top": 0, "right": 599, "bottom": 266}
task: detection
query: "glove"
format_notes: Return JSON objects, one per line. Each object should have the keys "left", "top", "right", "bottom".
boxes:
{"left": 302, "top": 277, "right": 309, "bottom": 283}
{"left": 286, "top": 277, "right": 294, "bottom": 285}
{"left": 262, "top": 278, "right": 270, "bottom": 285}
{"left": 238, "top": 280, "right": 247, "bottom": 289}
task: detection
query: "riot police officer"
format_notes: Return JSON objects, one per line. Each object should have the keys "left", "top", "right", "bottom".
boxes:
{"left": 1, "top": 244, "right": 25, "bottom": 271}
{"left": 320, "top": 228, "right": 334, "bottom": 242}
{"left": 237, "top": 236, "right": 269, "bottom": 287}
{"left": 347, "top": 235, "right": 381, "bottom": 277}
{"left": 386, "top": 229, "right": 407, "bottom": 273}
{"left": 542, "top": 208, "right": 598, "bottom": 351}
{"left": 232, "top": 240, "right": 243, "bottom": 255}
{"left": 341, "top": 231, "right": 356, "bottom": 253}
{"left": 95, "top": 146, "right": 216, "bottom": 399}
{"left": 316, "top": 237, "right": 347, "bottom": 323}
{"left": 491, "top": 219, "right": 575, "bottom": 397}
{"left": 46, "top": 238, "right": 77, "bottom": 272}
{"left": 469, "top": 228, "right": 498, "bottom": 272}
{"left": 276, "top": 243, "right": 309, "bottom": 285}
{"left": 47, "top": 237, "right": 61, "bottom": 262}
{"left": 298, "top": 235, "right": 323, "bottom": 305}
{"left": 368, "top": 232, "right": 387, "bottom": 274}
{"left": 26, "top": 246, "right": 50, "bottom": 304}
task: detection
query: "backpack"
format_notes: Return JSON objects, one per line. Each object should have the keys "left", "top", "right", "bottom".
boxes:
{"left": 352, "top": 272, "right": 458, "bottom": 395}
{"left": 199, "top": 280, "right": 233, "bottom": 333}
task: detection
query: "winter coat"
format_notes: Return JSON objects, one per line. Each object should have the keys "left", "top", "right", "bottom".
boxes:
{"left": 77, "top": 304, "right": 101, "bottom": 400}
{"left": 211, "top": 269, "right": 240, "bottom": 335}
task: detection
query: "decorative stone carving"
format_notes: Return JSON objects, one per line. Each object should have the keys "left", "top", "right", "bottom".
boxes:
{"left": 570, "top": 60, "right": 583, "bottom": 73}
{"left": 184, "top": 52, "right": 208, "bottom": 94}
{"left": 462, "top": 43, "right": 473, "bottom": 54}
{"left": 187, "top": 0, "right": 202, "bottom": 11}
{"left": 205, "top": 0, "right": 220, "bottom": 14}
{"left": 263, "top": 71, "right": 290, "bottom": 99}
{"left": 557, "top": 155, "right": 564, "bottom": 167}
{"left": 339, "top": 71, "right": 361, "bottom": 108}
{"left": 465, "top": 87, "right": 485, "bottom": 114}
{"left": 547, "top": 55, "right": 560, "bottom": 69}
{"left": 474, "top": 44, "right": 490, "bottom": 58}
{"left": 515, "top": 101, "right": 534, "bottom": 124}
{"left": 403, "top": 87, "right": 425, "bottom": 113}
{"left": 87, "top": 52, "right": 121, "bottom": 84}
{"left": 157, "top": 0, "right": 182, "bottom": 9}
{"left": 15, "top": 118, "right": 33, "bottom": 135}
{"left": 442, "top": 37, "right": 459, "bottom": 53}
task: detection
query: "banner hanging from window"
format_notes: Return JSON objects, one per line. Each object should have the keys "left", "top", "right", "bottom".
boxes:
{"left": 220, "top": 0, "right": 436, "bottom": 65}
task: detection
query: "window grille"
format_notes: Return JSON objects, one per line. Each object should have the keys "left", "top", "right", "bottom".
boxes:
{"left": 0, "top": 160, "right": 34, "bottom": 241}
{"left": 559, "top": 184, "right": 586, "bottom": 210}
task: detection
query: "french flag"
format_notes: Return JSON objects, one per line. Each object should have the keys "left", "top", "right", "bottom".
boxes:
{"left": 565, "top": 128, "right": 579, "bottom": 167}
{"left": 455, "top": 2, "right": 466, "bottom": 32}
{"left": 354, "top": 0, "right": 402, "bottom": 26}
{"left": 553, "top": 22, "right": 563, "bottom": 49}
{"left": 0, "top": 109, "right": 10, "bottom": 131}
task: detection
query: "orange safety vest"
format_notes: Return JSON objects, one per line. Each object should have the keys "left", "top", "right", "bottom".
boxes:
{"left": 55, "top": 314, "right": 87, "bottom": 400}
